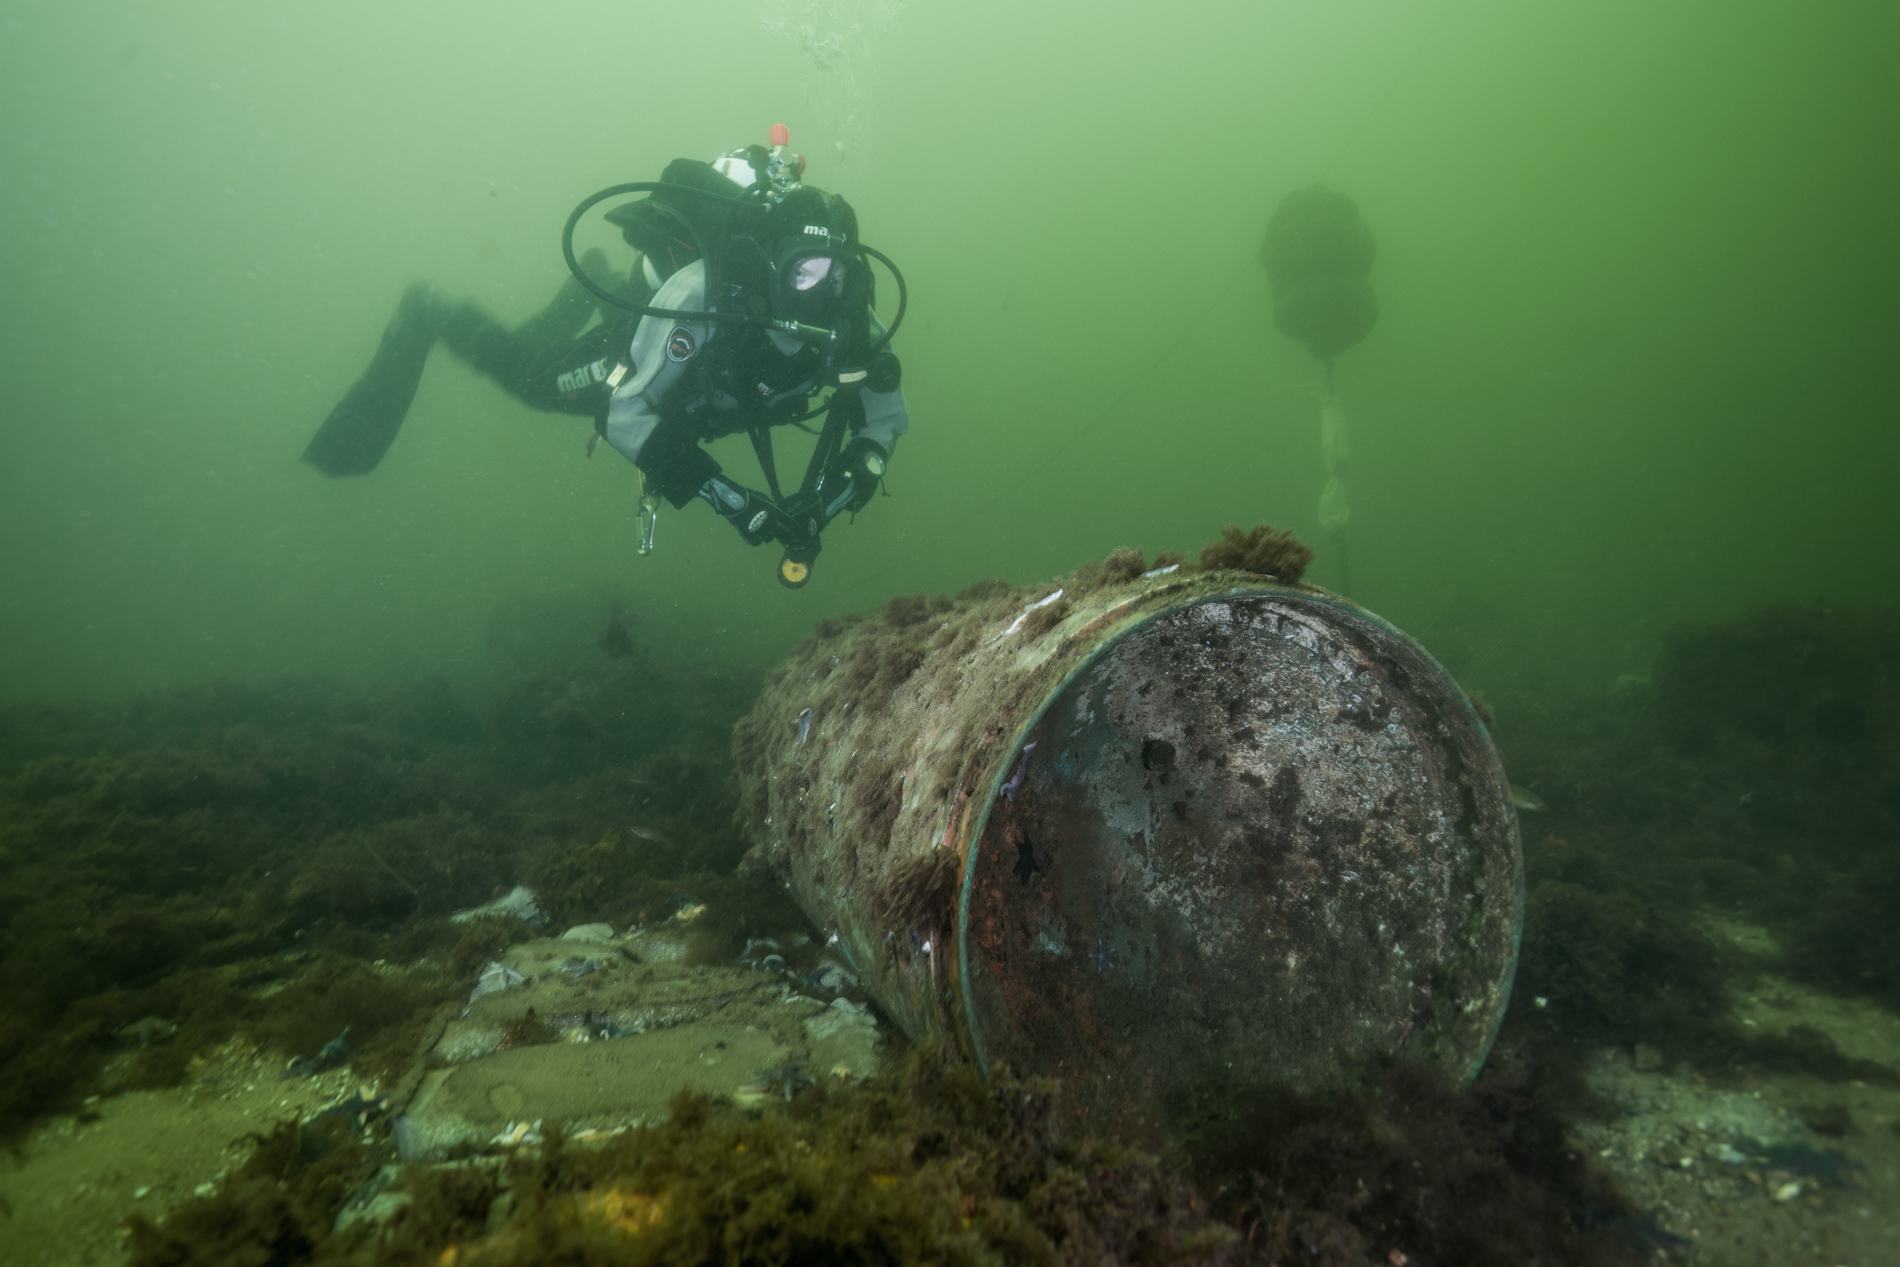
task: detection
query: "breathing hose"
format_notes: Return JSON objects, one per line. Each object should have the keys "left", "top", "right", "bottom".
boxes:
{"left": 559, "top": 181, "right": 908, "bottom": 356}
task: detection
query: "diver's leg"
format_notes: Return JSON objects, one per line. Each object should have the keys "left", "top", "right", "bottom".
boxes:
{"left": 436, "top": 250, "right": 621, "bottom": 402}
{"left": 435, "top": 302, "right": 526, "bottom": 385}
{"left": 508, "top": 248, "right": 613, "bottom": 355}
{"left": 303, "top": 281, "right": 446, "bottom": 476}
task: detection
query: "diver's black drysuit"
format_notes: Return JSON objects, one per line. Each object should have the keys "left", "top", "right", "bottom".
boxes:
{"left": 431, "top": 256, "right": 644, "bottom": 419}
{"left": 305, "top": 139, "right": 913, "bottom": 585}
{"left": 306, "top": 187, "right": 910, "bottom": 573}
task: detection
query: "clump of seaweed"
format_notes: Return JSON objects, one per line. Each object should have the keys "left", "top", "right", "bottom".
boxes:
{"left": 130, "top": 1034, "right": 1655, "bottom": 1267}
{"left": 1022, "top": 597, "right": 1072, "bottom": 638}
{"left": 956, "top": 578, "right": 1011, "bottom": 602}
{"left": 149, "top": 1050, "right": 1235, "bottom": 1267}
{"left": 882, "top": 593, "right": 950, "bottom": 628}
{"left": 877, "top": 641, "right": 929, "bottom": 694}
{"left": 676, "top": 867, "right": 824, "bottom": 968}
{"left": 1515, "top": 881, "right": 1732, "bottom": 1059}
{"left": 1491, "top": 597, "right": 1900, "bottom": 1076}
{"left": 875, "top": 848, "right": 962, "bottom": 933}
{"left": 533, "top": 832, "right": 687, "bottom": 931}
{"left": 1101, "top": 546, "right": 1147, "bottom": 582}
{"left": 1197, "top": 523, "right": 1313, "bottom": 583}
{"left": 850, "top": 759, "right": 905, "bottom": 853}
{"left": 127, "top": 1118, "right": 373, "bottom": 1267}
{"left": 1515, "top": 878, "right": 1900, "bottom": 1086}
{"left": 1068, "top": 546, "right": 1148, "bottom": 597}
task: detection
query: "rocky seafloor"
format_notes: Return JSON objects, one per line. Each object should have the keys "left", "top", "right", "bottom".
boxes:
{"left": 0, "top": 583, "right": 1895, "bottom": 1267}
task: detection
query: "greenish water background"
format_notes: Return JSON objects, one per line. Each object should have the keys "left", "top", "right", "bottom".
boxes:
{"left": 3, "top": 0, "right": 1895, "bottom": 701}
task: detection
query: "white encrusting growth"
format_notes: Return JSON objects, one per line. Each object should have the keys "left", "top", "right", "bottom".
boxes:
{"left": 1001, "top": 587, "right": 1066, "bottom": 638}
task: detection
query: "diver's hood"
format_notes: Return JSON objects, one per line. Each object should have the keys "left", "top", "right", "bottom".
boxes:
{"left": 765, "top": 189, "right": 868, "bottom": 325}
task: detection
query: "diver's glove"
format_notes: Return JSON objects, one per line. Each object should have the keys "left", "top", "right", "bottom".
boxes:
{"left": 816, "top": 438, "right": 888, "bottom": 518}
{"left": 774, "top": 490, "right": 827, "bottom": 550}
{"left": 776, "top": 438, "right": 884, "bottom": 549}
{"left": 699, "top": 475, "right": 792, "bottom": 547}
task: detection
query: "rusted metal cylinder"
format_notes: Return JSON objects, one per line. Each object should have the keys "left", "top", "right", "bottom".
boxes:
{"left": 734, "top": 563, "right": 1521, "bottom": 1138}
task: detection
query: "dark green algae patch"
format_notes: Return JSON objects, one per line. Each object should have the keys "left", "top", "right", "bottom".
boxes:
{"left": 0, "top": 642, "right": 769, "bottom": 1139}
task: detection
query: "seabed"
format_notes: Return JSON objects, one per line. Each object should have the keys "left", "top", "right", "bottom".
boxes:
{"left": 1, "top": 583, "right": 1895, "bottom": 1266}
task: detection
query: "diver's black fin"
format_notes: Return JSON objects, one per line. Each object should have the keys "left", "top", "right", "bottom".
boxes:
{"left": 302, "top": 284, "right": 443, "bottom": 477}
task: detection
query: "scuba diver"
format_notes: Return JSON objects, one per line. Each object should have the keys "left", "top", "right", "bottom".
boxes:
{"left": 303, "top": 125, "right": 908, "bottom": 587}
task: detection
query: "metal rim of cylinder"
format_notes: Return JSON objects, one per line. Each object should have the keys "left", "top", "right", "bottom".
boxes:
{"left": 949, "top": 585, "right": 1524, "bottom": 1089}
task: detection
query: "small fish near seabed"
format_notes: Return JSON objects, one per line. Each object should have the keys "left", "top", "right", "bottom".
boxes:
{"left": 1510, "top": 783, "right": 1547, "bottom": 812}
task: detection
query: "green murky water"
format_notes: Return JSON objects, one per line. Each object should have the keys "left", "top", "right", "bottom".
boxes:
{"left": 3, "top": 1, "right": 1893, "bottom": 698}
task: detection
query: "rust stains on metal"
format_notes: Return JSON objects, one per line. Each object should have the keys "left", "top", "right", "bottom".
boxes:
{"left": 734, "top": 560, "right": 1521, "bottom": 1140}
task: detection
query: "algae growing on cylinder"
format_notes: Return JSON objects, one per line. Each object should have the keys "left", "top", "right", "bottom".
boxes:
{"left": 732, "top": 538, "right": 1521, "bottom": 1141}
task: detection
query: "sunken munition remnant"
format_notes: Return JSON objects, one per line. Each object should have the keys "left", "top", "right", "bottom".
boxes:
{"left": 734, "top": 552, "right": 1522, "bottom": 1140}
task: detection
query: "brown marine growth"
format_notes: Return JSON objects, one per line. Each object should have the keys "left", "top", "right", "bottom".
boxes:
{"left": 129, "top": 1041, "right": 1651, "bottom": 1267}
{"left": 132, "top": 1051, "right": 1239, "bottom": 1267}
{"left": 1197, "top": 522, "right": 1313, "bottom": 583}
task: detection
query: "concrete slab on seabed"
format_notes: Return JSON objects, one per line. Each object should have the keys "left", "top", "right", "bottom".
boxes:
{"left": 396, "top": 929, "right": 882, "bottom": 1157}
{"left": 402, "top": 1024, "right": 793, "bottom": 1155}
